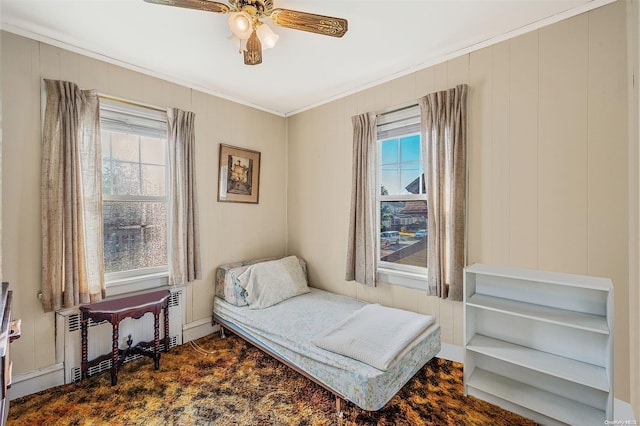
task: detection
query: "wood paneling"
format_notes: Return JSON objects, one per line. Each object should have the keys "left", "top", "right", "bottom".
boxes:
{"left": 415, "top": 66, "right": 434, "bottom": 98}
{"left": 391, "top": 73, "right": 416, "bottom": 106}
{"left": 538, "top": 14, "right": 589, "bottom": 275}
{"left": 1, "top": 32, "right": 287, "bottom": 376}
{"left": 491, "top": 42, "right": 511, "bottom": 266}
{"left": 587, "top": 0, "right": 629, "bottom": 402}
{"left": 2, "top": 34, "right": 45, "bottom": 374}
{"left": 287, "top": 1, "right": 628, "bottom": 389}
{"left": 626, "top": 0, "right": 640, "bottom": 416}
{"left": 468, "top": 47, "right": 493, "bottom": 265}
{"left": 448, "top": 55, "right": 470, "bottom": 88}
{"left": 509, "top": 32, "right": 539, "bottom": 270}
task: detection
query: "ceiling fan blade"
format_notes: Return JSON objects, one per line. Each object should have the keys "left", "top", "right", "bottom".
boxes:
{"left": 270, "top": 9, "right": 348, "bottom": 38}
{"left": 143, "top": 0, "right": 230, "bottom": 14}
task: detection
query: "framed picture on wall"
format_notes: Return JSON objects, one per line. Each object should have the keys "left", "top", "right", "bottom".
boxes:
{"left": 218, "top": 144, "right": 261, "bottom": 204}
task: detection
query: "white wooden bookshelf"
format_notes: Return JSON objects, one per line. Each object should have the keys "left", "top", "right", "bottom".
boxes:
{"left": 464, "top": 264, "right": 613, "bottom": 426}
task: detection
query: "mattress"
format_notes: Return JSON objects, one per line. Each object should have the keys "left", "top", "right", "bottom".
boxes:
{"left": 213, "top": 287, "right": 441, "bottom": 411}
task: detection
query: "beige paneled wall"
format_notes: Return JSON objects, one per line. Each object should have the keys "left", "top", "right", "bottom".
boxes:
{"left": 508, "top": 32, "right": 539, "bottom": 269}
{"left": 287, "top": 1, "right": 629, "bottom": 400}
{"left": 628, "top": 0, "right": 640, "bottom": 418}
{"left": 538, "top": 14, "right": 590, "bottom": 273}
{"left": 1, "top": 32, "right": 287, "bottom": 375}
{"left": 588, "top": 3, "right": 630, "bottom": 404}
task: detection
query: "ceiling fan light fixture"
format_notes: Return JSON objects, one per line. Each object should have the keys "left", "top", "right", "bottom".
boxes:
{"left": 243, "top": 29, "right": 262, "bottom": 65}
{"left": 144, "top": 0, "right": 348, "bottom": 65}
{"left": 256, "top": 23, "right": 279, "bottom": 49}
{"left": 228, "top": 11, "right": 253, "bottom": 39}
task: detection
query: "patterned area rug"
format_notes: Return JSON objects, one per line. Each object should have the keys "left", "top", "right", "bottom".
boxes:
{"left": 8, "top": 333, "right": 537, "bottom": 425}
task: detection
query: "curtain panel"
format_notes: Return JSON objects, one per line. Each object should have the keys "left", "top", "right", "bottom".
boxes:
{"left": 419, "top": 84, "right": 468, "bottom": 301}
{"left": 167, "top": 108, "right": 202, "bottom": 285}
{"left": 345, "top": 112, "right": 378, "bottom": 287}
{"left": 41, "top": 79, "right": 105, "bottom": 312}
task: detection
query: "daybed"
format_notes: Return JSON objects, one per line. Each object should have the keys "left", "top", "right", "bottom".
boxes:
{"left": 212, "top": 256, "right": 441, "bottom": 413}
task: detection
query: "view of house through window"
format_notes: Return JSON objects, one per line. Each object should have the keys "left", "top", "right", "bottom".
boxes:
{"left": 379, "top": 132, "right": 427, "bottom": 271}
{"left": 100, "top": 100, "right": 168, "bottom": 278}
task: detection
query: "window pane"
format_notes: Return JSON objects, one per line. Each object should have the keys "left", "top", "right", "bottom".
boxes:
{"left": 381, "top": 162, "right": 424, "bottom": 196}
{"left": 380, "top": 167, "right": 399, "bottom": 195}
{"left": 101, "top": 131, "right": 112, "bottom": 194}
{"left": 380, "top": 139, "right": 398, "bottom": 165}
{"left": 400, "top": 135, "right": 421, "bottom": 163}
{"left": 111, "top": 133, "right": 139, "bottom": 162}
{"left": 380, "top": 200, "right": 427, "bottom": 268}
{"left": 401, "top": 164, "right": 423, "bottom": 194}
{"left": 112, "top": 161, "right": 140, "bottom": 195}
{"left": 103, "top": 201, "right": 167, "bottom": 273}
{"left": 102, "top": 161, "right": 112, "bottom": 195}
{"left": 380, "top": 134, "right": 423, "bottom": 196}
{"left": 101, "top": 131, "right": 111, "bottom": 160}
{"left": 142, "top": 165, "right": 165, "bottom": 196}
{"left": 141, "top": 136, "right": 165, "bottom": 165}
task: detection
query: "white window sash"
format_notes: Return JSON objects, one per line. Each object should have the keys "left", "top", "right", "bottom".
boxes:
{"left": 99, "top": 96, "right": 169, "bottom": 289}
{"left": 376, "top": 102, "right": 427, "bottom": 281}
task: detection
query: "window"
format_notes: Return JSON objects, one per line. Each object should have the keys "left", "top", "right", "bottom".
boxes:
{"left": 377, "top": 103, "right": 427, "bottom": 277}
{"left": 100, "top": 98, "right": 169, "bottom": 286}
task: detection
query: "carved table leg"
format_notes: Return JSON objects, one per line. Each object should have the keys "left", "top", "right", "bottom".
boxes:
{"left": 111, "top": 322, "right": 119, "bottom": 386}
{"left": 163, "top": 302, "right": 170, "bottom": 353}
{"left": 154, "top": 311, "right": 160, "bottom": 370}
{"left": 80, "top": 313, "right": 88, "bottom": 380}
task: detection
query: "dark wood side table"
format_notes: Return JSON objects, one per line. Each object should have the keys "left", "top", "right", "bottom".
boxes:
{"left": 80, "top": 290, "right": 170, "bottom": 386}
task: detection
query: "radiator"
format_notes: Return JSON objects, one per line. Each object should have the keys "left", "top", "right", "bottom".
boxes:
{"left": 55, "top": 286, "right": 185, "bottom": 384}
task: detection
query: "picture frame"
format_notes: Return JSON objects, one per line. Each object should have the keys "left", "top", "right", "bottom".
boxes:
{"left": 217, "top": 144, "right": 261, "bottom": 204}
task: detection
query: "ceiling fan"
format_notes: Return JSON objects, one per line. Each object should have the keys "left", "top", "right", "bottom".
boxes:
{"left": 143, "top": 0, "right": 348, "bottom": 65}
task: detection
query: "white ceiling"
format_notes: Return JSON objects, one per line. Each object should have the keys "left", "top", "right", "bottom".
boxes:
{"left": 0, "top": 0, "right": 614, "bottom": 116}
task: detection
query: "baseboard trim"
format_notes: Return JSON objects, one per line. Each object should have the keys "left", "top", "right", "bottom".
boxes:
{"left": 9, "top": 363, "right": 64, "bottom": 400}
{"left": 182, "top": 317, "right": 219, "bottom": 343}
{"left": 437, "top": 343, "right": 463, "bottom": 363}
{"left": 615, "top": 399, "right": 637, "bottom": 422}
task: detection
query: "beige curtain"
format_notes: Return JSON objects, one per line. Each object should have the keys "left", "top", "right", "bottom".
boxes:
{"left": 419, "top": 84, "right": 468, "bottom": 301}
{"left": 167, "top": 108, "right": 201, "bottom": 285}
{"left": 345, "top": 112, "right": 378, "bottom": 287}
{"left": 41, "top": 79, "right": 105, "bottom": 312}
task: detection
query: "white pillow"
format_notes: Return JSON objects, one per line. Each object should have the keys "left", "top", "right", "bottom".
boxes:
{"left": 238, "top": 256, "right": 310, "bottom": 309}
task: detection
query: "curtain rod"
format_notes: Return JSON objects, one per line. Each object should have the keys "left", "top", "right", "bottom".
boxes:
{"left": 376, "top": 100, "right": 418, "bottom": 117}
{"left": 98, "top": 94, "right": 166, "bottom": 113}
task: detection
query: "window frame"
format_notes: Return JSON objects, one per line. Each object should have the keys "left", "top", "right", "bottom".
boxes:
{"left": 376, "top": 103, "right": 428, "bottom": 289}
{"left": 99, "top": 97, "right": 170, "bottom": 296}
